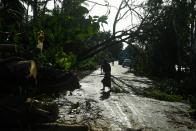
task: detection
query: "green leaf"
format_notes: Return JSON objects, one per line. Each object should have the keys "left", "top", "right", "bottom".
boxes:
{"left": 98, "top": 15, "right": 108, "bottom": 24}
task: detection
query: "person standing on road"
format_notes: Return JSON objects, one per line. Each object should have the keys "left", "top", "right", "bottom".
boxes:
{"left": 101, "top": 60, "right": 111, "bottom": 91}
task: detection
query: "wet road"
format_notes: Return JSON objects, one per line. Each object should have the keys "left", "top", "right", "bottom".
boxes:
{"left": 57, "top": 62, "right": 196, "bottom": 131}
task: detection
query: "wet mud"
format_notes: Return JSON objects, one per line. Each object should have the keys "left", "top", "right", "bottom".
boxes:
{"left": 55, "top": 62, "right": 196, "bottom": 131}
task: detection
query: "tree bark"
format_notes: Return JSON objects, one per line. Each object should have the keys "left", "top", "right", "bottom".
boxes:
{"left": 33, "top": 0, "right": 38, "bottom": 23}
{"left": 0, "top": 44, "right": 17, "bottom": 54}
{"left": 0, "top": 58, "right": 37, "bottom": 89}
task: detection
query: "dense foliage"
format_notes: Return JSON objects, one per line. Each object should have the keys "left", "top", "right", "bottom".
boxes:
{"left": 1, "top": 0, "right": 196, "bottom": 113}
{"left": 126, "top": 0, "right": 196, "bottom": 111}
{"left": 0, "top": 0, "right": 120, "bottom": 71}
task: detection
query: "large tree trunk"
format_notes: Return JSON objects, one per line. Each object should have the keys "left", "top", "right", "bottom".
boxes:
{"left": 33, "top": 0, "right": 38, "bottom": 23}
{"left": 37, "top": 66, "right": 80, "bottom": 94}
{"left": 0, "top": 57, "right": 37, "bottom": 94}
{"left": 0, "top": 44, "right": 17, "bottom": 56}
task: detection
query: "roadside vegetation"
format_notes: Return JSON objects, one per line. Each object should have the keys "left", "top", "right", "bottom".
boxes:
{"left": 0, "top": 0, "right": 196, "bottom": 129}
{"left": 0, "top": 0, "right": 122, "bottom": 129}
{"left": 124, "top": 0, "right": 196, "bottom": 118}
{"left": 143, "top": 81, "right": 183, "bottom": 102}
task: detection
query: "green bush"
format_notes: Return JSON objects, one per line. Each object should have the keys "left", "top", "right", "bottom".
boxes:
{"left": 158, "top": 79, "right": 179, "bottom": 94}
{"left": 78, "top": 59, "right": 97, "bottom": 70}
{"left": 142, "top": 79, "right": 183, "bottom": 102}
{"left": 36, "top": 48, "right": 76, "bottom": 71}
{"left": 55, "top": 51, "right": 76, "bottom": 71}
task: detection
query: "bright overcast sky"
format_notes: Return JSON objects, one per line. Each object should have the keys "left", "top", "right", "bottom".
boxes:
{"left": 45, "top": 0, "right": 145, "bottom": 49}
{"left": 86, "top": 0, "right": 121, "bottom": 32}
{"left": 46, "top": 0, "right": 145, "bottom": 32}
{"left": 85, "top": 0, "right": 145, "bottom": 32}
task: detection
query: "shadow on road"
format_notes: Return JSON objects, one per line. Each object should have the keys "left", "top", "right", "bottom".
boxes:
{"left": 100, "top": 90, "right": 111, "bottom": 100}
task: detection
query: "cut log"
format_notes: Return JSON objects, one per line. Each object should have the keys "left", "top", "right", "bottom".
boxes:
{"left": 0, "top": 96, "right": 59, "bottom": 128}
{"left": 7, "top": 60, "right": 37, "bottom": 80}
{"left": 0, "top": 57, "right": 24, "bottom": 63}
{"left": 37, "top": 67, "right": 80, "bottom": 94}
{"left": 0, "top": 96, "right": 27, "bottom": 127}
{"left": 0, "top": 58, "right": 37, "bottom": 94}
{"left": 0, "top": 44, "right": 17, "bottom": 57}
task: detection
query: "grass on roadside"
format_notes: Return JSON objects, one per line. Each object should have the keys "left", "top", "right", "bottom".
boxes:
{"left": 143, "top": 87, "right": 183, "bottom": 102}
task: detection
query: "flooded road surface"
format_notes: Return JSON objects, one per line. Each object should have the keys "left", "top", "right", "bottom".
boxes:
{"left": 56, "top": 62, "right": 196, "bottom": 131}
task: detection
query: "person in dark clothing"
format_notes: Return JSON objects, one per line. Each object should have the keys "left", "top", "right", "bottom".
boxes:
{"left": 101, "top": 60, "right": 111, "bottom": 91}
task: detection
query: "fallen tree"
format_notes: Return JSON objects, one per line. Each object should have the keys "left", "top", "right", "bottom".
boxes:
{"left": 37, "top": 66, "right": 81, "bottom": 95}
{"left": 0, "top": 40, "right": 81, "bottom": 130}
